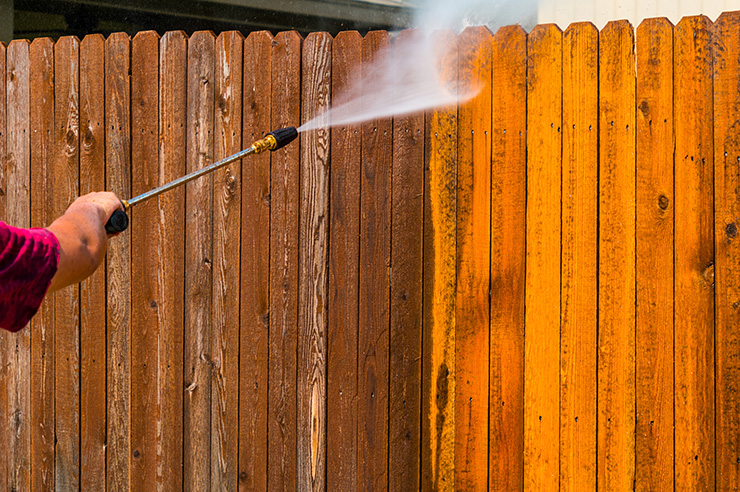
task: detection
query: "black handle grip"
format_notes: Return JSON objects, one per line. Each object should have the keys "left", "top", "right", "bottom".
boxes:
{"left": 106, "top": 209, "right": 129, "bottom": 234}
{"left": 267, "top": 127, "right": 298, "bottom": 151}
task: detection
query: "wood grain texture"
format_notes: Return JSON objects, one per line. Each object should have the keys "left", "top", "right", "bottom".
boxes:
{"left": 714, "top": 11, "right": 740, "bottom": 491}
{"left": 298, "top": 31, "right": 331, "bottom": 492}
{"left": 421, "top": 29, "right": 457, "bottom": 492}
{"left": 6, "top": 38, "right": 32, "bottom": 492}
{"left": 184, "top": 30, "right": 215, "bottom": 492}
{"left": 105, "top": 31, "right": 132, "bottom": 492}
{"left": 0, "top": 39, "right": 8, "bottom": 492}
{"left": 29, "top": 36, "right": 55, "bottom": 492}
{"left": 326, "top": 29, "right": 361, "bottom": 492}
{"left": 239, "top": 30, "right": 271, "bottom": 492}
{"left": 673, "top": 15, "right": 715, "bottom": 491}
{"left": 358, "top": 30, "right": 392, "bottom": 492}
{"left": 208, "top": 29, "right": 247, "bottom": 491}
{"left": 489, "top": 24, "right": 526, "bottom": 492}
{"left": 211, "top": 30, "right": 243, "bottom": 492}
{"left": 269, "top": 30, "right": 301, "bottom": 492}
{"left": 454, "top": 25, "right": 491, "bottom": 492}
{"left": 157, "top": 30, "right": 187, "bottom": 492}
{"left": 635, "top": 18, "right": 674, "bottom": 492}
{"left": 560, "top": 21, "right": 598, "bottom": 492}
{"left": 79, "top": 33, "right": 106, "bottom": 492}
{"left": 598, "top": 20, "right": 636, "bottom": 492}
{"left": 524, "top": 23, "right": 561, "bottom": 491}
{"left": 388, "top": 28, "right": 424, "bottom": 492}
{"left": 130, "top": 30, "right": 159, "bottom": 492}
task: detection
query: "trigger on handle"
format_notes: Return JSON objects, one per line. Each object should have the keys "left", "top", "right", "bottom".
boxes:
{"left": 106, "top": 209, "right": 129, "bottom": 234}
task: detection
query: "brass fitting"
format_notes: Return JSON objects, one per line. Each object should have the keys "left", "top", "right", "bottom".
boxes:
{"left": 251, "top": 134, "right": 277, "bottom": 154}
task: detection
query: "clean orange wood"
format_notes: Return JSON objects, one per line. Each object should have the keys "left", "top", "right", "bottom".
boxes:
{"left": 130, "top": 30, "right": 159, "bottom": 492}
{"left": 560, "top": 22, "right": 597, "bottom": 491}
{"left": 455, "top": 25, "right": 491, "bottom": 492}
{"left": 269, "top": 30, "right": 302, "bottom": 492}
{"left": 327, "top": 29, "right": 361, "bottom": 492}
{"left": 298, "top": 31, "right": 331, "bottom": 492}
{"left": 29, "top": 36, "right": 55, "bottom": 492}
{"left": 635, "top": 18, "right": 674, "bottom": 492}
{"left": 105, "top": 31, "right": 132, "bottom": 491}
{"left": 489, "top": 24, "right": 526, "bottom": 492}
{"left": 598, "top": 21, "right": 636, "bottom": 492}
{"left": 524, "top": 23, "right": 561, "bottom": 491}
{"left": 157, "top": 30, "right": 187, "bottom": 492}
{"left": 79, "top": 33, "right": 106, "bottom": 492}
{"left": 5, "top": 38, "right": 31, "bottom": 492}
{"left": 211, "top": 30, "right": 243, "bottom": 491}
{"left": 674, "top": 15, "right": 715, "bottom": 490}
{"left": 184, "top": 30, "right": 215, "bottom": 492}
{"left": 358, "top": 30, "right": 392, "bottom": 492}
{"left": 389, "top": 28, "right": 424, "bottom": 492}
{"left": 421, "top": 29, "right": 457, "bottom": 492}
{"left": 239, "top": 29, "right": 271, "bottom": 492}
{"left": 714, "top": 11, "right": 740, "bottom": 490}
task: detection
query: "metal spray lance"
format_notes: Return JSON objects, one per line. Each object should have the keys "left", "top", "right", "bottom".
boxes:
{"left": 105, "top": 127, "right": 298, "bottom": 233}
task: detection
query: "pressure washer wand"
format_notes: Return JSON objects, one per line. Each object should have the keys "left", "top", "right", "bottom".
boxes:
{"left": 105, "top": 127, "right": 298, "bottom": 234}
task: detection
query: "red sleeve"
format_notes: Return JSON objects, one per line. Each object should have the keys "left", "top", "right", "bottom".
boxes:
{"left": 0, "top": 221, "right": 60, "bottom": 332}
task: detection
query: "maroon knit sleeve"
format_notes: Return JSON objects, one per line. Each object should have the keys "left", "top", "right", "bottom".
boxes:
{"left": 0, "top": 221, "right": 60, "bottom": 332}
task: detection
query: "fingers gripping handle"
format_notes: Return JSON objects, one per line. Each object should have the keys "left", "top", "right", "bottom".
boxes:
{"left": 106, "top": 209, "right": 129, "bottom": 234}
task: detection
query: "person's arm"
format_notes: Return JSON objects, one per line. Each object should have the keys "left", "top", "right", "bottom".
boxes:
{"left": 46, "top": 192, "right": 123, "bottom": 292}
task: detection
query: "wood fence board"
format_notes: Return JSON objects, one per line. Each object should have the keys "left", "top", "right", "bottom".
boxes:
{"left": 489, "top": 24, "right": 526, "bottom": 492}
{"left": 6, "top": 39, "right": 32, "bottom": 492}
{"left": 157, "top": 29, "right": 187, "bottom": 492}
{"left": 53, "top": 36, "right": 81, "bottom": 492}
{"left": 454, "top": 25, "right": 491, "bottom": 492}
{"left": 211, "top": 30, "right": 243, "bottom": 491}
{"left": 598, "top": 20, "right": 636, "bottom": 492}
{"left": 269, "top": 29, "right": 301, "bottom": 492}
{"left": 184, "top": 30, "right": 215, "bottom": 492}
{"left": 105, "top": 31, "right": 132, "bottom": 491}
{"left": 388, "top": 28, "right": 424, "bottom": 492}
{"left": 29, "top": 36, "right": 55, "bottom": 492}
{"left": 635, "top": 17, "right": 675, "bottom": 492}
{"left": 239, "top": 29, "right": 271, "bottom": 492}
{"left": 524, "top": 23, "right": 561, "bottom": 491}
{"left": 298, "top": 31, "right": 331, "bottom": 492}
{"left": 358, "top": 29, "right": 392, "bottom": 492}
{"left": 560, "top": 21, "right": 598, "bottom": 491}
{"left": 78, "top": 33, "right": 106, "bottom": 492}
{"left": 327, "top": 29, "right": 361, "bottom": 492}
{"left": 0, "top": 39, "right": 8, "bottom": 492}
{"left": 130, "top": 30, "right": 160, "bottom": 492}
{"left": 674, "top": 15, "right": 715, "bottom": 491}
{"left": 421, "top": 29, "right": 457, "bottom": 492}
{"left": 714, "top": 11, "right": 740, "bottom": 490}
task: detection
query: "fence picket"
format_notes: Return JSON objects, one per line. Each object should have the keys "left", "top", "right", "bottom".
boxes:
{"left": 598, "top": 20, "right": 636, "bottom": 492}
{"left": 239, "top": 29, "right": 272, "bottom": 492}
{"left": 0, "top": 38, "right": 7, "bottom": 492}
{"left": 635, "top": 17, "right": 674, "bottom": 492}
{"left": 269, "top": 29, "right": 302, "bottom": 492}
{"left": 327, "top": 29, "right": 362, "bottom": 492}
{"left": 674, "top": 15, "right": 715, "bottom": 491}
{"left": 389, "top": 28, "right": 424, "bottom": 492}
{"left": 158, "top": 30, "right": 187, "bottom": 492}
{"left": 714, "top": 11, "right": 740, "bottom": 490}
{"left": 130, "top": 30, "right": 160, "bottom": 492}
{"left": 524, "top": 23, "right": 562, "bottom": 491}
{"left": 29, "top": 36, "right": 55, "bottom": 492}
{"left": 560, "top": 21, "right": 598, "bottom": 491}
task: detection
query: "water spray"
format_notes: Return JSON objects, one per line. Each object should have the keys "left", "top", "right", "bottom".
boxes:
{"left": 104, "top": 127, "right": 298, "bottom": 234}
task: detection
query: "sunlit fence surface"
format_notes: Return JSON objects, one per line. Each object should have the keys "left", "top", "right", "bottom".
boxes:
{"left": 0, "top": 12, "right": 739, "bottom": 491}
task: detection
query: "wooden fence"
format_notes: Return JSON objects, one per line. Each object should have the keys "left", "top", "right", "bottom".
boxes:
{"left": 0, "top": 12, "right": 739, "bottom": 492}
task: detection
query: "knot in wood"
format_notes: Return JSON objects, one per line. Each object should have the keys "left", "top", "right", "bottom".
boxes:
{"left": 726, "top": 222, "right": 738, "bottom": 239}
{"left": 658, "top": 195, "right": 669, "bottom": 210}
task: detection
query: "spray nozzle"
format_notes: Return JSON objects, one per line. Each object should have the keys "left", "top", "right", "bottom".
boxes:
{"left": 251, "top": 127, "right": 298, "bottom": 154}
